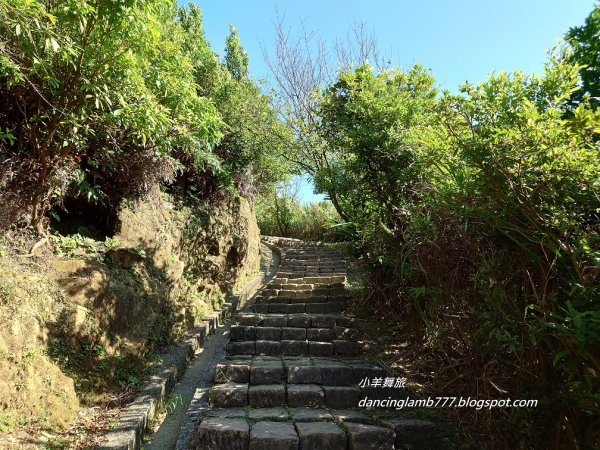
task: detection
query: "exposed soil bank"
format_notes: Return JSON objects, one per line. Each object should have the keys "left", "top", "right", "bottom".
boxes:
{"left": 143, "top": 242, "right": 280, "bottom": 450}
{"left": 0, "top": 187, "right": 260, "bottom": 447}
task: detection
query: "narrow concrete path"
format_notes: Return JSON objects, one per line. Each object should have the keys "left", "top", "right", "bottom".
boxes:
{"left": 144, "top": 326, "right": 229, "bottom": 450}
{"left": 143, "top": 242, "right": 279, "bottom": 450}
{"left": 182, "top": 237, "right": 443, "bottom": 450}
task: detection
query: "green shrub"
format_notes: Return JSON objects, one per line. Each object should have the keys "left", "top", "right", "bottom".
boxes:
{"left": 314, "top": 53, "right": 600, "bottom": 448}
{"left": 255, "top": 186, "right": 339, "bottom": 241}
{"left": 0, "top": 1, "right": 292, "bottom": 231}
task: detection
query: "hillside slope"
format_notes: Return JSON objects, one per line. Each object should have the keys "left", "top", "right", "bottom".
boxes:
{"left": 0, "top": 186, "right": 260, "bottom": 442}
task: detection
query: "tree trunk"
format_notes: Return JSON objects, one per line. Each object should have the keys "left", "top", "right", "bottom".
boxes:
{"left": 329, "top": 190, "right": 350, "bottom": 222}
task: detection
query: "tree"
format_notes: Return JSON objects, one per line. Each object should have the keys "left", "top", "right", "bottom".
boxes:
{"left": 225, "top": 25, "right": 249, "bottom": 81}
{"left": 177, "top": 4, "right": 224, "bottom": 96}
{"left": 0, "top": 0, "right": 222, "bottom": 232}
{"left": 263, "top": 16, "right": 391, "bottom": 221}
{"left": 255, "top": 179, "right": 301, "bottom": 237}
{"left": 211, "top": 76, "right": 293, "bottom": 198}
{"left": 565, "top": 3, "right": 600, "bottom": 107}
{"left": 255, "top": 179, "right": 338, "bottom": 240}
{"left": 316, "top": 64, "right": 438, "bottom": 231}
{"left": 175, "top": 7, "right": 293, "bottom": 200}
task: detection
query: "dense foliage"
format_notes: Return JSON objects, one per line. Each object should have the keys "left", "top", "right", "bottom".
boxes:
{"left": 255, "top": 182, "right": 339, "bottom": 241}
{"left": 309, "top": 29, "right": 600, "bottom": 450}
{"left": 316, "top": 64, "right": 438, "bottom": 245}
{"left": 0, "top": 0, "right": 291, "bottom": 232}
{"left": 566, "top": 4, "right": 600, "bottom": 107}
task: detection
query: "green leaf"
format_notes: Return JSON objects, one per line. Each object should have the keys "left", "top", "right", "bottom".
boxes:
{"left": 50, "top": 37, "right": 60, "bottom": 52}
{"left": 552, "top": 350, "right": 569, "bottom": 367}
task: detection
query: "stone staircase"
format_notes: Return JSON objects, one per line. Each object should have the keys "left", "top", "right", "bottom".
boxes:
{"left": 191, "top": 237, "right": 440, "bottom": 450}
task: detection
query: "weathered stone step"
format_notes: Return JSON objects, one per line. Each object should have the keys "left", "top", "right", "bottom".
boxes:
{"left": 258, "top": 287, "right": 348, "bottom": 298}
{"left": 213, "top": 357, "right": 383, "bottom": 386}
{"left": 276, "top": 268, "right": 346, "bottom": 274}
{"left": 195, "top": 407, "right": 439, "bottom": 449}
{"left": 229, "top": 325, "right": 360, "bottom": 343}
{"left": 269, "top": 275, "right": 345, "bottom": 285}
{"left": 226, "top": 339, "right": 362, "bottom": 357}
{"left": 281, "top": 253, "right": 345, "bottom": 258}
{"left": 233, "top": 313, "right": 364, "bottom": 330}
{"left": 276, "top": 271, "right": 346, "bottom": 278}
{"left": 253, "top": 296, "right": 349, "bottom": 306}
{"left": 256, "top": 291, "right": 349, "bottom": 300}
{"left": 252, "top": 302, "right": 347, "bottom": 314}
{"left": 276, "top": 268, "right": 345, "bottom": 271}
{"left": 209, "top": 382, "right": 385, "bottom": 410}
{"left": 265, "top": 282, "right": 346, "bottom": 292}
{"left": 278, "top": 263, "right": 346, "bottom": 270}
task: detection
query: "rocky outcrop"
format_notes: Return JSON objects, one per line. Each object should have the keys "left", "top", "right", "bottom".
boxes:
{"left": 0, "top": 187, "right": 261, "bottom": 434}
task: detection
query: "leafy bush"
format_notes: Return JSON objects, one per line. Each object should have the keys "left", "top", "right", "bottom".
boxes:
{"left": 430, "top": 57, "right": 599, "bottom": 448}
{"left": 255, "top": 185, "right": 339, "bottom": 241}
{"left": 314, "top": 51, "right": 599, "bottom": 448}
{"left": 0, "top": 0, "right": 225, "bottom": 231}
{"left": 0, "top": 1, "right": 292, "bottom": 231}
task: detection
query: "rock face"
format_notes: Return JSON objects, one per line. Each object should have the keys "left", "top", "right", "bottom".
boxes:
{"left": 0, "top": 186, "right": 261, "bottom": 431}
{"left": 193, "top": 237, "right": 442, "bottom": 450}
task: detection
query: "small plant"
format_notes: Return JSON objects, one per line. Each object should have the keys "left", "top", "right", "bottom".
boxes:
{"left": 104, "top": 237, "right": 121, "bottom": 250}
{"left": 22, "top": 346, "right": 39, "bottom": 361}
{"left": 125, "top": 374, "right": 140, "bottom": 389}
{"left": 131, "top": 246, "right": 146, "bottom": 257}
{"left": 51, "top": 233, "right": 98, "bottom": 256}
{"left": 165, "top": 394, "right": 183, "bottom": 414}
{"left": 0, "top": 412, "right": 14, "bottom": 432}
{"left": 0, "top": 283, "right": 15, "bottom": 306}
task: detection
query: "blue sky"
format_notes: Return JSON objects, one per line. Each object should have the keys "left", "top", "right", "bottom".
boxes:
{"left": 189, "top": 0, "right": 596, "bottom": 202}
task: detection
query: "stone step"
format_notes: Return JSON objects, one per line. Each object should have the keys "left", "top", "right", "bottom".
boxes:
{"left": 251, "top": 302, "right": 347, "bottom": 314}
{"left": 229, "top": 325, "right": 360, "bottom": 343}
{"left": 226, "top": 339, "right": 362, "bottom": 357}
{"left": 200, "top": 404, "right": 430, "bottom": 426}
{"left": 213, "top": 358, "right": 384, "bottom": 386}
{"left": 254, "top": 294, "right": 350, "bottom": 304}
{"left": 253, "top": 297, "right": 350, "bottom": 314}
{"left": 208, "top": 383, "right": 372, "bottom": 409}
{"left": 276, "top": 271, "right": 346, "bottom": 277}
{"left": 266, "top": 282, "right": 346, "bottom": 291}
{"left": 279, "top": 256, "right": 345, "bottom": 261}
{"left": 276, "top": 263, "right": 334, "bottom": 267}
{"left": 194, "top": 407, "right": 439, "bottom": 449}
{"left": 258, "top": 288, "right": 349, "bottom": 298}
{"left": 268, "top": 275, "right": 345, "bottom": 285}
{"left": 278, "top": 265, "right": 346, "bottom": 270}
{"left": 279, "top": 256, "right": 345, "bottom": 260}
{"left": 233, "top": 313, "right": 363, "bottom": 330}
{"left": 276, "top": 268, "right": 341, "bottom": 271}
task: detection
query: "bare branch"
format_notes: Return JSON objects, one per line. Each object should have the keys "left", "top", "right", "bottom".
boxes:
{"left": 262, "top": 13, "right": 394, "bottom": 220}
